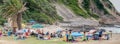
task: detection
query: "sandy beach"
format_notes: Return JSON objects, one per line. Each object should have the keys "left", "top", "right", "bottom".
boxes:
{"left": 0, "top": 34, "right": 120, "bottom": 44}
{"left": 72, "top": 34, "right": 120, "bottom": 44}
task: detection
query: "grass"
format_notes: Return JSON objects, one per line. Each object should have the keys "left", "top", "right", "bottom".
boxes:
{"left": 93, "top": 0, "right": 109, "bottom": 15}
{"left": 18, "top": 37, "right": 69, "bottom": 44}
{"left": 0, "top": 36, "right": 70, "bottom": 44}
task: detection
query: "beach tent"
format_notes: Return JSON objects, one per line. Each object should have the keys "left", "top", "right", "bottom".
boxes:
{"left": 32, "top": 24, "right": 44, "bottom": 29}
{"left": 71, "top": 32, "right": 83, "bottom": 37}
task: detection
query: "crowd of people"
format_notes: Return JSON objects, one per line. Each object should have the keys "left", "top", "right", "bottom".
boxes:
{"left": 0, "top": 26, "right": 112, "bottom": 42}
{"left": 0, "top": 26, "right": 63, "bottom": 40}
{"left": 61, "top": 29, "right": 112, "bottom": 42}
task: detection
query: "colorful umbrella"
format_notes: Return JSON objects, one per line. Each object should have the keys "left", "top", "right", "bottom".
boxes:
{"left": 89, "top": 30, "right": 97, "bottom": 33}
{"left": 32, "top": 24, "right": 44, "bottom": 29}
{"left": 71, "top": 32, "right": 83, "bottom": 37}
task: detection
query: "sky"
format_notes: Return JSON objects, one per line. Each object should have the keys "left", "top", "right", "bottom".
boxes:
{"left": 109, "top": 0, "right": 120, "bottom": 12}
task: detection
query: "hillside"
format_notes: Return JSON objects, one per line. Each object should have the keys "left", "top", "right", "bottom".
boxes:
{"left": 0, "top": 0, "right": 120, "bottom": 25}
{"left": 56, "top": 0, "right": 120, "bottom": 25}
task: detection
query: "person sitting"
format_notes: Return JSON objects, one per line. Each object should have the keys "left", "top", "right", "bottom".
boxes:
{"left": 37, "top": 31, "right": 44, "bottom": 40}
{"left": 86, "top": 32, "right": 93, "bottom": 40}
{"left": 62, "top": 31, "right": 68, "bottom": 42}
{"left": 102, "top": 31, "right": 110, "bottom": 40}
{"left": 30, "top": 31, "right": 37, "bottom": 37}
{"left": 24, "top": 31, "right": 30, "bottom": 38}
{"left": 44, "top": 34, "right": 51, "bottom": 40}
{"left": 93, "top": 31, "right": 99, "bottom": 40}
{"left": 50, "top": 33, "right": 53, "bottom": 38}
{"left": 15, "top": 33, "right": 25, "bottom": 40}
{"left": 7, "top": 30, "right": 12, "bottom": 36}
{"left": 46, "top": 31, "right": 49, "bottom": 35}
{"left": 15, "top": 29, "right": 26, "bottom": 40}
{"left": 0, "top": 30, "right": 2, "bottom": 37}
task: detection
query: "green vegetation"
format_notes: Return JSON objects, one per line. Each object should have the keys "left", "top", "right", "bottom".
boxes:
{"left": 0, "top": 16, "right": 6, "bottom": 25}
{"left": 23, "top": 0, "right": 63, "bottom": 24}
{"left": 103, "top": 0, "right": 113, "bottom": 9}
{"left": 82, "top": 0, "right": 90, "bottom": 11}
{"left": 93, "top": 0, "right": 109, "bottom": 14}
{"left": 82, "top": 0, "right": 99, "bottom": 19}
{"left": 0, "top": 0, "right": 117, "bottom": 25}
{"left": 59, "top": 0, "right": 90, "bottom": 18}
{"left": 0, "top": 0, "right": 26, "bottom": 29}
{"left": 0, "top": 0, "right": 5, "bottom": 25}
{"left": 58, "top": 0, "right": 100, "bottom": 19}
{"left": 0, "top": 0, "right": 62, "bottom": 25}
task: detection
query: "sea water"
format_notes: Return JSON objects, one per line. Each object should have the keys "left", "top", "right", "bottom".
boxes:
{"left": 98, "top": 27, "right": 120, "bottom": 33}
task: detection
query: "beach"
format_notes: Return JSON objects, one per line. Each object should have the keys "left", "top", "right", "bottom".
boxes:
{"left": 0, "top": 34, "right": 120, "bottom": 44}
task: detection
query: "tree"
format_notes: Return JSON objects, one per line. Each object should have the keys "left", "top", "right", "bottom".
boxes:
{"left": 0, "top": 0, "right": 27, "bottom": 30}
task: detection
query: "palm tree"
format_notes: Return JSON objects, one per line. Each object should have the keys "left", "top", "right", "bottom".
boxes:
{"left": 0, "top": 0, "right": 27, "bottom": 30}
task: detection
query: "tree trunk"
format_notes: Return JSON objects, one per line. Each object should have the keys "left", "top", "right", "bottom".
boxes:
{"left": 17, "top": 13, "right": 22, "bottom": 30}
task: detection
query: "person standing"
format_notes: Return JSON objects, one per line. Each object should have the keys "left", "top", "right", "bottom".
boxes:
{"left": 82, "top": 31, "right": 87, "bottom": 41}
{"left": 68, "top": 30, "right": 74, "bottom": 42}
{"left": 109, "top": 30, "right": 112, "bottom": 38}
{"left": 99, "top": 29, "right": 103, "bottom": 40}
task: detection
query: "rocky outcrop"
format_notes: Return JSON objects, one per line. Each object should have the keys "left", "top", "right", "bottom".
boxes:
{"left": 55, "top": 0, "right": 120, "bottom": 26}
{"left": 54, "top": 4, "right": 99, "bottom": 27}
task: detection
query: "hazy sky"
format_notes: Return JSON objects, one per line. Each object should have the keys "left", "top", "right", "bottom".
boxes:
{"left": 109, "top": 0, "right": 120, "bottom": 12}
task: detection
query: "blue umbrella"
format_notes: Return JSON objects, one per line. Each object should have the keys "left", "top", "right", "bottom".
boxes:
{"left": 71, "top": 32, "right": 83, "bottom": 37}
{"left": 32, "top": 24, "right": 44, "bottom": 29}
{"left": 29, "top": 20, "right": 35, "bottom": 23}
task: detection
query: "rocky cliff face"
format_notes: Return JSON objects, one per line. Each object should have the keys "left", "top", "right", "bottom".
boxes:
{"left": 86, "top": 0, "right": 120, "bottom": 24}
{"left": 54, "top": 0, "right": 120, "bottom": 25}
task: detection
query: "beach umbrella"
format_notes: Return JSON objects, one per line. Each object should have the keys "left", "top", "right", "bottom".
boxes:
{"left": 71, "top": 32, "right": 83, "bottom": 37}
{"left": 22, "top": 23, "right": 26, "bottom": 28}
{"left": 29, "top": 19, "right": 35, "bottom": 23}
{"left": 57, "top": 30, "right": 62, "bottom": 32}
{"left": 32, "top": 24, "right": 44, "bottom": 29}
{"left": 29, "top": 20, "right": 35, "bottom": 23}
{"left": 89, "top": 30, "right": 97, "bottom": 33}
